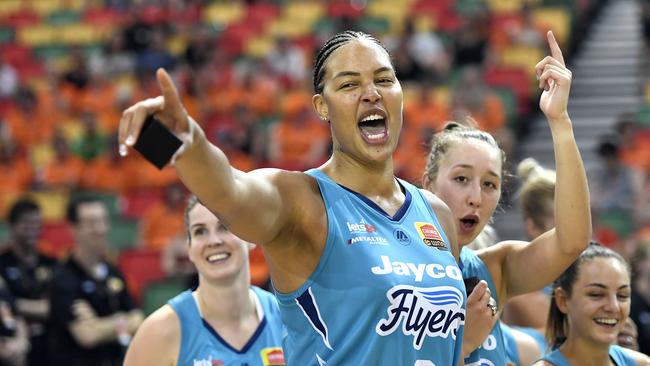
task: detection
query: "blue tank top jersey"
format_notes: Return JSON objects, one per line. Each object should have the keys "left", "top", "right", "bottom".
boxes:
{"left": 540, "top": 345, "right": 636, "bottom": 365}
{"left": 501, "top": 323, "right": 520, "bottom": 366}
{"left": 460, "top": 247, "right": 508, "bottom": 366}
{"left": 168, "top": 287, "right": 286, "bottom": 366}
{"left": 275, "top": 169, "right": 466, "bottom": 365}
{"left": 515, "top": 326, "right": 548, "bottom": 356}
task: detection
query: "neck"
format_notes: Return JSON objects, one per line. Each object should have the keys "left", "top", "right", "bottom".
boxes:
{"left": 11, "top": 242, "right": 37, "bottom": 265}
{"left": 560, "top": 335, "right": 613, "bottom": 366}
{"left": 195, "top": 275, "right": 256, "bottom": 323}
{"left": 72, "top": 247, "right": 102, "bottom": 273}
{"left": 321, "top": 154, "right": 397, "bottom": 197}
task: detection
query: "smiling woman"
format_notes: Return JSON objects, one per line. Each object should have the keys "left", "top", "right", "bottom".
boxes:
{"left": 532, "top": 243, "right": 650, "bottom": 365}
{"left": 123, "top": 196, "right": 286, "bottom": 366}
{"left": 116, "top": 30, "right": 472, "bottom": 365}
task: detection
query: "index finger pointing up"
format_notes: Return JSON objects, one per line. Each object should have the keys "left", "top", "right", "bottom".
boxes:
{"left": 156, "top": 68, "right": 182, "bottom": 113}
{"left": 547, "top": 30, "right": 565, "bottom": 67}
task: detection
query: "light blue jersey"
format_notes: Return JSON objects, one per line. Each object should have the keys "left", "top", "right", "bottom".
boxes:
{"left": 276, "top": 169, "right": 466, "bottom": 366}
{"left": 540, "top": 345, "right": 636, "bottom": 365}
{"left": 168, "top": 287, "right": 286, "bottom": 366}
{"left": 501, "top": 323, "right": 520, "bottom": 366}
{"left": 461, "top": 247, "right": 508, "bottom": 366}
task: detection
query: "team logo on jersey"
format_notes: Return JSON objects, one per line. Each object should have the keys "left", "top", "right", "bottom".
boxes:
{"left": 346, "top": 218, "right": 387, "bottom": 245}
{"left": 192, "top": 359, "right": 223, "bottom": 366}
{"left": 371, "top": 256, "right": 462, "bottom": 282}
{"left": 346, "top": 219, "right": 377, "bottom": 234}
{"left": 393, "top": 229, "right": 411, "bottom": 245}
{"left": 260, "top": 347, "right": 285, "bottom": 365}
{"left": 376, "top": 285, "right": 465, "bottom": 350}
{"left": 414, "top": 222, "right": 447, "bottom": 250}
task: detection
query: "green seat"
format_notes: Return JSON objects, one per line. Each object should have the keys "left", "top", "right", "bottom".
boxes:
{"left": 142, "top": 277, "right": 189, "bottom": 315}
{"left": 637, "top": 105, "right": 650, "bottom": 127}
{"left": 494, "top": 87, "right": 518, "bottom": 128}
{"left": 0, "top": 27, "right": 14, "bottom": 44}
{"left": 47, "top": 10, "right": 81, "bottom": 26}
{"left": 598, "top": 210, "right": 635, "bottom": 239}
{"left": 358, "top": 16, "right": 390, "bottom": 35}
{"left": 109, "top": 219, "right": 139, "bottom": 251}
{"left": 34, "top": 44, "right": 69, "bottom": 61}
{"left": 0, "top": 222, "right": 9, "bottom": 242}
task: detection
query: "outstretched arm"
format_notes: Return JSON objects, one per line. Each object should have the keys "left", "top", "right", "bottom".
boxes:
{"left": 502, "top": 31, "right": 591, "bottom": 298}
{"left": 119, "top": 69, "right": 292, "bottom": 246}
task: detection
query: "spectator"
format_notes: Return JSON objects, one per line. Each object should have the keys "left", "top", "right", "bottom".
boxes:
{"left": 48, "top": 195, "right": 143, "bottom": 366}
{"left": 0, "top": 199, "right": 56, "bottom": 365}
{"left": 265, "top": 36, "right": 307, "bottom": 88}
{"left": 590, "top": 137, "right": 640, "bottom": 239}
{"left": 139, "top": 182, "right": 186, "bottom": 250}
{"left": 630, "top": 240, "right": 650, "bottom": 355}
{"left": 0, "top": 57, "right": 18, "bottom": 100}
{"left": 0, "top": 276, "right": 29, "bottom": 366}
{"left": 71, "top": 111, "right": 107, "bottom": 162}
{"left": 41, "top": 131, "right": 84, "bottom": 190}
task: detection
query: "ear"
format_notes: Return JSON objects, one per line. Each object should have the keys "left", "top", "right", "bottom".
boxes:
{"left": 554, "top": 287, "right": 570, "bottom": 314}
{"left": 312, "top": 93, "right": 328, "bottom": 121}
{"left": 422, "top": 174, "right": 434, "bottom": 191}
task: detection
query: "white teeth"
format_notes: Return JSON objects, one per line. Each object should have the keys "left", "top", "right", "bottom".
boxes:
{"left": 361, "top": 114, "right": 384, "bottom": 122}
{"left": 207, "top": 253, "right": 229, "bottom": 262}
{"left": 367, "top": 132, "right": 386, "bottom": 140}
{"left": 594, "top": 318, "right": 617, "bottom": 325}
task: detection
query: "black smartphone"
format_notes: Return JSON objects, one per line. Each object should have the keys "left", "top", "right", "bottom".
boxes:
{"left": 133, "top": 115, "right": 183, "bottom": 170}
{"left": 464, "top": 276, "right": 481, "bottom": 295}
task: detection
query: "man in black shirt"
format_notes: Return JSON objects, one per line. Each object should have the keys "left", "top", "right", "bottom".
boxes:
{"left": 0, "top": 198, "right": 57, "bottom": 365}
{"left": 0, "top": 276, "right": 29, "bottom": 366}
{"left": 49, "top": 195, "right": 143, "bottom": 366}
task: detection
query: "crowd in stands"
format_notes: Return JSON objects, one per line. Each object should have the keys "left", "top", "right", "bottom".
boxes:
{"left": 0, "top": 0, "right": 649, "bottom": 364}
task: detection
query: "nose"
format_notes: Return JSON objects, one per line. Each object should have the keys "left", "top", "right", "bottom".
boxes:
{"left": 361, "top": 83, "right": 381, "bottom": 103}
{"left": 467, "top": 182, "right": 482, "bottom": 207}
{"left": 207, "top": 232, "right": 224, "bottom": 247}
{"left": 603, "top": 294, "right": 622, "bottom": 313}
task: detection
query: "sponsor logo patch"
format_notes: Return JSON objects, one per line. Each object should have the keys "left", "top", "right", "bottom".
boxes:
{"left": 414, "top": 222, "right": 447, "bottom": 250}
{"left": 260, "top": 347, "right": 285, "bottom": 366}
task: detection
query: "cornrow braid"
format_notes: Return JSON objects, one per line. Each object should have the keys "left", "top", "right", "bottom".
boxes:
{"left": 313, "top": 30, "right": 389, "bottom": 94}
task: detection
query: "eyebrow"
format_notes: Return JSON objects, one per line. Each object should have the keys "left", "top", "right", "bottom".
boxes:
{"left": 190, "top": 223, "right": 206, "bottom": 230}
{"left": 333, "top": 67, "right": 394, "bottom": 80}
{"left": 585, "top": 283, "right": 631, "bottom": 290}
{"left": 452, "top": 164, "right": 501, "bottom": 179}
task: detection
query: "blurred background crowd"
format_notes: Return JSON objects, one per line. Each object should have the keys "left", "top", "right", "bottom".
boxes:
{"left": 0, "top": 0, "right": 649, "bottom": 364}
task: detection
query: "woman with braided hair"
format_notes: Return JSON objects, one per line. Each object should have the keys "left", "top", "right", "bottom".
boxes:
{"left": 118, "top": 31, "right": 475, "bottom": 365}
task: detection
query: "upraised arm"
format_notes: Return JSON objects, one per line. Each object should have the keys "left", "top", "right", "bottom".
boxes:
{"left": 118, "top": 69, "right": 294, "bottom": 245}
{"left": 502, "top": 31, "right": 591, "bottom": 298}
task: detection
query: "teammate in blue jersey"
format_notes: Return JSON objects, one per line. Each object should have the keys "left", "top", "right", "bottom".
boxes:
{"left": 123, "top": 197, "right": 286, "bottom": 366}
{"left": 117, "top": 31, "right": 480, "bottom": 364}
{"left": 423, "top": 31, "right": 590, "bottom": 365}
{"left": 533, "top": 243, "right": 650, "bottom": 365}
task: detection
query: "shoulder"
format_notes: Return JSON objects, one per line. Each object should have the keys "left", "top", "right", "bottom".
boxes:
{"left": 418, "top": 188, "right": 449, "bottom": 212}
{"left": 613, "top": 346, "right": 650, "bottom": 366}
{"left": 126, "top": 305, "right": 180, "bottom": 366}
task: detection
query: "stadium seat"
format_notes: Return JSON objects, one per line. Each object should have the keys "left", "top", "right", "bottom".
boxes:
{"left": 29, "top": 190, "right": 69, "bottom": 222}
{"left": 203, "top": 2, "right": 244, "bottom": 26}
{"left": 118, "top": 248, "right": 166, "bottom": 304}
{"left": 533, "top": 7, "right": 571, "bottom": 47}
{"left": 484, "top": 66, "right": 533, "bottom": 116}
{"left": 142, "top": 276, "right": 188, "bottom": 315}
{"left": 0, "top": 27, "right": 14, "bottom": 44}
{"left": 109, "top": 218, "right": 139, "bottom": 252}
{"left": 46, "top": 10, "right": 81, "bottom": 26}
{"left": 39, "top": 221, "right": 74, "bottom": 259}
{"left": 122, "top": 188, "right": 162, "bottom": 220}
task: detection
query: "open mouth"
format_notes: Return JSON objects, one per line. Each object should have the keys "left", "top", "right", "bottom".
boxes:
{"left": 358, "top": 110, "right": 388, "bottom": 144}
{"left": 593, "top": 317, "right": 618, "bottom": 328}
{"left": 206, "top": 252, "right": 230, "bottom": 263}
{"left": 459, "top": 215, "right": 479, "bottom": 233}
